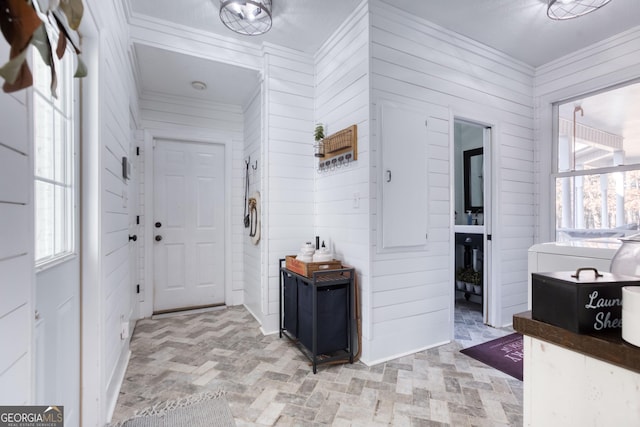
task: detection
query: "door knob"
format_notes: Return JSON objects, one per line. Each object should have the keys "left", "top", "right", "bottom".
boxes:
{"left": 155, "top": 235, "right": 162, "bottom": 242}
{"left": 129, "top": 234, "right": 137, "bottom": 242}
{"left": 155, "top": 222, "right": 162, "bottom": 228}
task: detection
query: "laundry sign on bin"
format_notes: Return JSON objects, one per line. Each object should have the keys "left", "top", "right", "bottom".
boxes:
{"left": 532, "top": 268, "right": 640, "bottom": 334}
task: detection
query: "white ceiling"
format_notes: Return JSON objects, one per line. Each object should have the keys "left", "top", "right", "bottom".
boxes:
{"left": 129, "top": 0, "right": 640, "bottom": 142}
{"left": 134, "top": 44, "right": 260, "bottom": 106}
{"left": 129, "top": 0, "right": 640, "bottom": 67}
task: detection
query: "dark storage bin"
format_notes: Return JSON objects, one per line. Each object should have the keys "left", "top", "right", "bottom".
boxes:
{"left": 283, "top": 272, "right": 298, "bottom": 337}
{"left": 532, "top": 268, "right": 640, "bottom": 334}
{"left": 298, "top": 281, "right": 348, "bottom": 354}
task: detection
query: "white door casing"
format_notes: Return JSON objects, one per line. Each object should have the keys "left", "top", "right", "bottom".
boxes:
{"left": 482, "top": 126, "right": 492, "bottom": 324}
{"left": 153, "top": 139, "right": 225, "bottom": 312}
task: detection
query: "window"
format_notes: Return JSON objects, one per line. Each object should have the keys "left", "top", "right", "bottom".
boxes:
{"left": 553, "top": 81, "right": 640, "bottom": 241}
{"left": 33, "top": 43, "right": 77, "bottom": 265}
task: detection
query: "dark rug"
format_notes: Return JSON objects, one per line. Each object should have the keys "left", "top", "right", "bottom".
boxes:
{"left": 460, "top": 333, "right": 523, "bottom": 381}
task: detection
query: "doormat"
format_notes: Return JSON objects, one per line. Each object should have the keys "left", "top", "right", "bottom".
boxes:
{"left": 110, "top": 391, "right": 236, "bottom": 427}
{"left": 460, "top": 333, "right": 523, "bottom": 381}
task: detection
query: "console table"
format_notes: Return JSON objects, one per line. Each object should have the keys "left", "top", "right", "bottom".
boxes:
{"left": 279, "top": 259, "right": 355, "bottom": 373}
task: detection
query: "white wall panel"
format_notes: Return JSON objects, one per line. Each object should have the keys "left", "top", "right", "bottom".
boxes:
{"left": 0, "top": 88, "right": 28, "bottom": 155}
{"left": 314, "top": 0, "right": 371, "bottom": 351}
{"left": 243, "top": 87, "right": 262, "bottom": 317}
{"left": 0, "top": 304, "right": 29, "bottom": 376}
{"left": 367, "top": 0, "right": 535, "bottom": 362}
{"left": 0, "top": 353, "right": 30, "bottom": 404}
{"left": 0, "top": 255, "right": 30, "bottom": 317}
{"left": 0, "top": 204, "right": 30, "bottom": 260}
{"left": 0, "top": 13, "right": 33, "bottom": 408}
{"left": 262, "top": 45, "right": 315, "bottom": 332}
{"left": 0, "top": 146, "right": 28, "bottom": 204}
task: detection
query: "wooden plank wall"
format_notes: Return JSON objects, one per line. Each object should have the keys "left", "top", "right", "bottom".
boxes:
{"left": 262, "top": 45, "right": 315, "bottom": 331}
{"left": 0, "top": 35, "right": 31, "bottom": 403}
{"left": 367, "top": 0, "right": 535, "bottom": 362}
{"left": 314, "top": 1, "right": 372, "bottom": 339}
{"left": 95, "top": 1, "right": 139, "bottom": 418}
{"left": 243, "top": 87, "right": 263, "bottom": 319}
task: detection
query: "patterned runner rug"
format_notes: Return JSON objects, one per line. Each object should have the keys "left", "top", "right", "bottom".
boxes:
{"left": 111, "top": 391, "right": 236, "bottom": 427}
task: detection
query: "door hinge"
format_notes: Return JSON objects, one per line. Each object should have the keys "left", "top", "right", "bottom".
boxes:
{"left": 136, "top": 215, "right": 140, "bottom": 225}
{"left": 136, "top": 284, "right": 140, "bottom": 294}
{"left": 487, "top": 234, "right": 492, "bottom": 241}
{"left": 136, "top": 146, "right": 140, "bottom": 156}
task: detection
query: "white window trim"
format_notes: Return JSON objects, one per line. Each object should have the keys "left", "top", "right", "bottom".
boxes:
{"left": 32, "top": 42, "right": 78, "bottom": 269}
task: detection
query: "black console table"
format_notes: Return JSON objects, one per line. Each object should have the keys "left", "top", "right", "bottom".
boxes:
{"left": 279, "top": 259, "right": 355, "bottom": 373}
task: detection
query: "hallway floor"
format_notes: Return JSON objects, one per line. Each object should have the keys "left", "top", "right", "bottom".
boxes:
{"left": 111, "top": 304, "right": 522, "bottom": 426}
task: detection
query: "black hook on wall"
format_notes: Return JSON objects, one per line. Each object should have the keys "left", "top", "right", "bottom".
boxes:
{"left": 245, "top": 156, "right": 258, "bottom": 171}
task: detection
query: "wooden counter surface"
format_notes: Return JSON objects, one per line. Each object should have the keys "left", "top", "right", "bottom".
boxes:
{"left": 513, "top": 311, "right": 640, "bottom": 374}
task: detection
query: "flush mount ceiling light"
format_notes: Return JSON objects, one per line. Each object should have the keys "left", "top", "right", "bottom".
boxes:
{"left": 191, "top": 81, "right": 207, "bottom": 90}
{"left": 219, "top": 0, "right": 272, "bottom": 36}
{"left": 547, "top": 0, "right": 612, "bottom": 20}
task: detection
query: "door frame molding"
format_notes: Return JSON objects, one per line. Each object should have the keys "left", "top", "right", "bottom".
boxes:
{"left": 449, "top": 108, "right": 502, "bottom": 333}
{"left": 141, "top": 128, "right": 233, "bottom": 318}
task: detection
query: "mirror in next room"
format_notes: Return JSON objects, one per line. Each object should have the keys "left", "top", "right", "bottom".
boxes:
{"left": 455, "top": 119, "right": 485, "bottom": 225}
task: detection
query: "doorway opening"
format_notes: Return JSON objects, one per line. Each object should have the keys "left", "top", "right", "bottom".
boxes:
{"left": 453, "top": 119, "right": 492, "bottom": 345}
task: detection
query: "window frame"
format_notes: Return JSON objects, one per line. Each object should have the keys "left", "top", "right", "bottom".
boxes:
{"left": 550, "top": 81, "right": 640, "bottom": 240}
{"left": 32, "top": 38, "right": 79, "bottom": 269}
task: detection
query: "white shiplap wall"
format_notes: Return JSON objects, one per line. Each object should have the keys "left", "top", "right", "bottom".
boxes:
{"left": 0, "top": 36, "right": 32, "bottom": 404}
{"left": 243, "top": 87, "right": 263, "bottom": 319}
{"left": 366, "top": 0, "right": 535, "bottom": 362}
{"left": 262, "top": 45, "right": 315, "bottom": 332}
{"left": 534, "top": 25, "right": 640, "bottom": 242}
{"left": 314, "top": 0, "right": 371, "bottom": 347}
{"left": 139, "top": 93, "right": 248, "bottom": 307}
{"left": 94, "top": 0, "right": 139, "bottom": 420}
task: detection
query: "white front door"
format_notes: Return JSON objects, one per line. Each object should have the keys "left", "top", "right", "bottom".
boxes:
{"left": 153, "top": 139, "right": 225, "bottom": 313}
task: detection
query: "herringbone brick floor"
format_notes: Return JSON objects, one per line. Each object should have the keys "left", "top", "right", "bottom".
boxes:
{"left": 111, "top": 301, "right": 522, "bottom": 426}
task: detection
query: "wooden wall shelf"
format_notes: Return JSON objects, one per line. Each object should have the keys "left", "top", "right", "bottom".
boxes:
{"left": 318, "top": 124, "right": 357, "bottom": 171}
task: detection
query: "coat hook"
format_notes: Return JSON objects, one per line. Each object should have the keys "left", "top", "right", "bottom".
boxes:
{"left": 252, "top": 160, "right": 258, "bottom": 171}
{"left": 245, "top": 156, "right": 250, "bottom": 168}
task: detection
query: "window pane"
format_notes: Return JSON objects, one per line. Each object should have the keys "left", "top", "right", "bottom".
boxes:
{"left": 33, "top": 44, "right": 75, "bottom": 265}
{"left": 557, "top": 82, "right": 640, "bottom": 173}
{"left": 54, "top": 184, "right": 69, "bottom": 255}
{"left": 32, "top": 49, "right": 51, "bottom": 94}
{"left": 34, "top": 97, "right": 54, "bottom": 180}
{"left": 53, "top": 109, "right": 67, "bottom": 182}
{"left": 556, "top": 171, "right": 640, "bottom": 241}
{"left": 35, "top": 180, "right": 54, "bottom": 260}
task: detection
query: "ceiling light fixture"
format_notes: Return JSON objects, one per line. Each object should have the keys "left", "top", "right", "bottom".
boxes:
{"left": 547, "top": 0, "right": 612, "bottom": 20}
{"left": 219, "top": 0, "right": 272, "bottom": 36}
{"left": 191, "top": 81, "right": 207, "bottom": 90}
